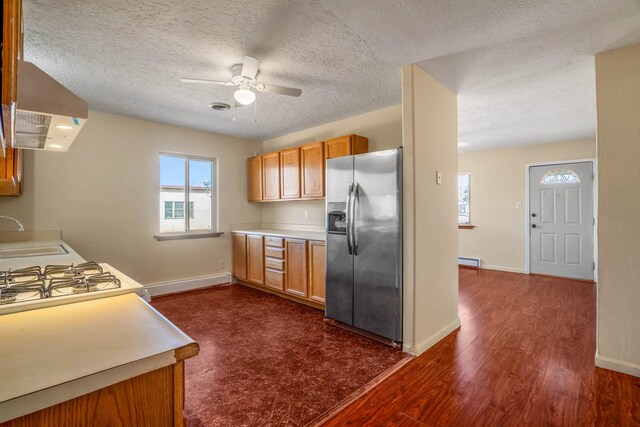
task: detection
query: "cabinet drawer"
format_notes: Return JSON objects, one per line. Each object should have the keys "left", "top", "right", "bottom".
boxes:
{"left": 265, "top": 247, "right": 285, "bottom": 259}
{"left": 265, "top": 269, "right": 285, "bottom": 291}
{"left": 265, "top": 236, "right": 284, "bottom": 247}
{"left": 265, "top": 257, "right": 285, "bottom": 271}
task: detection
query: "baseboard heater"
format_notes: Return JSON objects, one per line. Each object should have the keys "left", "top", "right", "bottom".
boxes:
{"left": 458, "top": 257, "right": 480, "bottom": 268}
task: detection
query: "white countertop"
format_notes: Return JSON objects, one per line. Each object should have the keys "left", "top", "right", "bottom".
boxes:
{"left": 0, "top": 293, "right": 197, "bottom": 422}
{"left": 231, "top": 228, "right": 326, "bottom": 241}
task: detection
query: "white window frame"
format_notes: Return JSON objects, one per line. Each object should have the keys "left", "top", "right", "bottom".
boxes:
{"left": 156, "top": 152, "right": 221, "bottom": 240}
{"left": 458, "top": 172, "right": 471, "bottom": 225}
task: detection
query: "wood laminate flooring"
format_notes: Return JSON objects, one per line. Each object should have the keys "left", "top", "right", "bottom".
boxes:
{"left": 323, "top": 268, "right": 640, "bottom": 427}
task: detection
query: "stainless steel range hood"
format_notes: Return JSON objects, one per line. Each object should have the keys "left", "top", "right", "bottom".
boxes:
{"left": 14, "top": 60, "right": 88, "bottom": 151}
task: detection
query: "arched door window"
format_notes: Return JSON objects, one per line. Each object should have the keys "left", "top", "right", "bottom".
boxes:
{"left": 540, "top": 168, "right": 581, "bottom": 185}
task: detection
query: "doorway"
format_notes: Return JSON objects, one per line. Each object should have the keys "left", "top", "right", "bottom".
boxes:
{"left": 527, "top": 161, "right": 595, "bottom": 281}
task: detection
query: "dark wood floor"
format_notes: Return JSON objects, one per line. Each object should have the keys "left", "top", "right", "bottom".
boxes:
{"left": 322, "top": 268, "right": 640, "bottom": 426}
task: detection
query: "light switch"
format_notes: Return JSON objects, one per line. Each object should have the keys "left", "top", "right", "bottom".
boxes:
{"left": 436, "top": 171, "right": 442, "bottom": 185}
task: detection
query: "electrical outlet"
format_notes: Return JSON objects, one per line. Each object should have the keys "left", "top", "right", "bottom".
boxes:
{"left": 516, "top": 202, "right": 522, "bottom": 209}
{"left": 304, "top": 210, "right": 309, "bottom": 219}
{"left": 219, "top": 260, "right": 225, "bottom": 269}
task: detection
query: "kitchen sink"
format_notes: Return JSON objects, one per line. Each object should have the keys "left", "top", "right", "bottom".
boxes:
{"left": 0, "top": 244, "right": 68, "bottom": 259}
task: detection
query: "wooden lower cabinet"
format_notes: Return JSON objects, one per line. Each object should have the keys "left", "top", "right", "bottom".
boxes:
{"left": 3, "top": 361, "right": 190, "bottom": 427}
{"left": 232, "top": 233, "right": 325, "bottom": 307}
{"left": 232, "top": 233, "right": 247, "bottom": 280}
{"left": 285, "top": 239, "right": 308, "bottom": 298}
{"left": 308, "top": 241, "right": 326, "bottom": 304}
{"left": 246, "top": 234, "right": 264, "bottom": 285}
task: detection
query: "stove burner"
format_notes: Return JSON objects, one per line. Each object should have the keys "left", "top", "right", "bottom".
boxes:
{"left": 48, "top": 272, "right": 121, "bottom": 297}
{"left": 0, "top": 281, "right": 47, "bottom": 304}
{"left": 44, "top": 262, "right": 103, "bottom": 280}
{"left": 0, "top": 262, "right": 122, "bottom": 305}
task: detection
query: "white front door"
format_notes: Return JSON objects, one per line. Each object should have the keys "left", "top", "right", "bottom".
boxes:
{"left": 529, "top": 162, "right": 594, "bottom": 280}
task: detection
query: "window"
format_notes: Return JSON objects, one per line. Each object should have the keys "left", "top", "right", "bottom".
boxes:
{"left": 541, "top": 168, "right": 580, "bottom": 185}
{"left": 458, "top": 173, "right": 470, "bottom": 224}
{"left": 159, "top": 154, "right": 216, "bottom": 233}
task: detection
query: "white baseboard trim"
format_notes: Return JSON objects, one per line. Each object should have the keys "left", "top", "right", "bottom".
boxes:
{"left": 595, "top": 352, "right": 640, "bottom": 378}
{"left": 146, "top": 272, "right": 232, "bottom": 297}
{"left": 403, "top": 317, "right": 461, "bottom": 356}
{"left": 480, "top": 264, "right": 526, "bottom": 274}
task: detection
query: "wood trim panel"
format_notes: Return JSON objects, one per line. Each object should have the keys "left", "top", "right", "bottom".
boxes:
{"left": 173, "top": 361, "right": 185, "bottom": 427}
{"left": 261, "top": 152, "right": 281, "bottom": 201}
{"left": 247, "top": 156, "right": 263, "bottom": 202}
{"left": 173, "top": 343, "right": 200, "bottom": 361}
{"left": 265, "top": 246, "right": 285, "bottom": 259}
{"left": 279, "top": 147, "right": 301, "bottom": 199}
{"left": 300, "top": 141, "right": 324, "bottom": 198}
{"left": 324, "top": 136, "right": 352, "bottom": 160}
{"left": 246, "top": 234, "right": 264, "bottom": 285}
{"left": 265, "top": 236, "right": 284, "bottom": 248}
{"left": 2, "top": 365, "right": 179, "bottom": 427}
{"left": 285, "top": 239, "right": 308, "bottom": 298}
{"left": 232, "top": 233, "right": 247, "bottom": 280}
{"left": 308, "top": 240, "right": 326, "bottom": 304}
{"left": 0, "top": 0, "right": 23, "bottom": 196}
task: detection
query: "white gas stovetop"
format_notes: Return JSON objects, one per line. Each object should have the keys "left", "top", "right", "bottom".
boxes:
{"left": 0, "top": 262, "right": 144, "bottom": 315}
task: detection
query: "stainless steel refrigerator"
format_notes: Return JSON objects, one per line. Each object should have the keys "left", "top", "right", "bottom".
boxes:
{"left": 325, "top": 148, "right": 402, "bottom": 344}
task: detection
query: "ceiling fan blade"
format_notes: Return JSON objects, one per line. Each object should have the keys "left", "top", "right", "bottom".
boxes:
{"left": 181, "top": 78, "right": 234, "bottom": 85}
{"left": 241, "top": 56, "right": 261, "bottom": 79}
{"left": 254, "top": 83, "right": 302, "bottom": 97}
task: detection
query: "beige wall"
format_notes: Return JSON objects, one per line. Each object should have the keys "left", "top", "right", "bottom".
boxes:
{"left": 261, "top": 105, "right": 402, "bottom": 227}
{"left": 0, "top": 111, "right": 262, "bottom": 285}
{"left": 458, "top": 139, "right": 596, "bottom": 273}
{"left": 402, "top": 64, "right": 459, "bottom": 355}
{"left": 595, "top": 43, "right": 640, "bottom": 377}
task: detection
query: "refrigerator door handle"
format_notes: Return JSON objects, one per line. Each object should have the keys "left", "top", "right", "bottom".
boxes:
{"left": 346, "top": 183, "right": 354, "bottom": 255}
{"left": 353, "top": 182, "right": 360, "bottom": 256}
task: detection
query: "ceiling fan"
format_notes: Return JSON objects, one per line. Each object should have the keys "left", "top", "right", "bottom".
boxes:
{"left": 181, "top": 56, "right": 302, "bottom": 106}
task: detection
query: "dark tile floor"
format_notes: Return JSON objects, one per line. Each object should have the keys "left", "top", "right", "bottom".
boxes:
{"left": 152, "top": 284, "right": 408, "bottom": 427}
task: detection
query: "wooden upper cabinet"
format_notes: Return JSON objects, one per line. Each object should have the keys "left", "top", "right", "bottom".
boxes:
{"left": 308, "top": 241, "right": 326, "bottom": 305}
{"left": 0, "top": 0, "right": 23, "bottom": 197}
{"left": 262, "top": 152, "right": 281, "bottom": 201}
{"left": 300, "top": 141, "right": 324, "bottom": 199}
{"left": 246, "top": 234, "right": 264, "bottom": 285}
{"left": 232, "top": 233, "right": 247, "bottom": 280}
{"left": 279, "top": 147, "right": 300, "bottom": 199}
{"left": 285, "top": 239, "right": 308, "bottom": 298}
{"left": 324, "top": 135, "right": 368, "bottom": 160}
{"left": 247, "top": 156, "right": 263, "bottom": 202}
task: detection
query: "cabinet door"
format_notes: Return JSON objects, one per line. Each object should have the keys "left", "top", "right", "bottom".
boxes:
{"left": 324, "top": 136, "right": 352, "bottom": 160}
{"left": 232, "top": 233, "right": 247, "bottom": 280}
{"left": 280, "top": 147, "right": 300, "bottom": 199}
{"left": 308, "top": 241, "right": 326, "bottom": 304}
{"left": 247, "top": 234, "right": 264, "bottom": 285}
{"left": 247, "top": 156, "right": 263, "bottom": 202}
{"left": 262, "top": 152, "right": 281, "bottom": 200}
{"left": 0, "top": 0, "right": 23, "bottom": 196}
{"left": 285, "top": 239, "right": 308, "bottom": 298}
{"left": 300, "top": 142, "right": 324, "bottom": 198}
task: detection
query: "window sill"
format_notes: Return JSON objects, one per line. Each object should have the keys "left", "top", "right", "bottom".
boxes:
{"left": 154, "top": 231, "right": 224, "bottom": 241}
{"left": 458, "top": 224, "right": 476, "bottom": 230}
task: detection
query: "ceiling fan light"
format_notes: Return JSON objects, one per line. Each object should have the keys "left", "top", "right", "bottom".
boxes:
{"left": 234, "top": 88, "right": 256, "bottom": 105}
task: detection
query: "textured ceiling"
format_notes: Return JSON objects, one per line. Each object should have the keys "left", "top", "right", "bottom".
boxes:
{"left": 24, "top": 0, "right": 640, "bottom": 149}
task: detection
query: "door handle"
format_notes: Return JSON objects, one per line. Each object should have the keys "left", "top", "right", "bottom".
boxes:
{"left": 346, "top": 183, "right": 353, "bottom": 255}
{"left": 531, "top": 213, "right": 537, "bottom": 217}
{"left": 353, "top": 183, "right": 360, "bottom": 256}
{"left": 531, "top": 224, "right": 537, "bottom": 228}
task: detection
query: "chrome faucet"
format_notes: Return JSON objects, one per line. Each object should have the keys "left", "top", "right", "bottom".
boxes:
{"left": 0, "top": 215, "right": 25, "bottom": 232}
